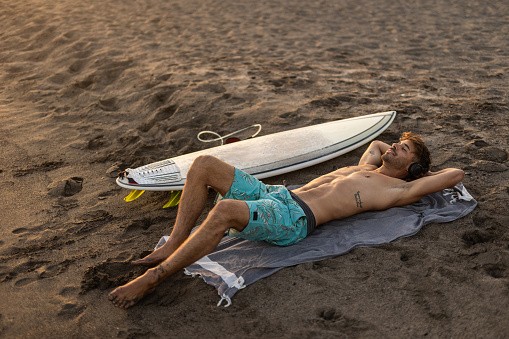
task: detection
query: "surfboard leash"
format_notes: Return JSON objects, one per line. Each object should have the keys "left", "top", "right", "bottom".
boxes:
{"left": 197, "top": 124, "right": 262, "bottom": 145}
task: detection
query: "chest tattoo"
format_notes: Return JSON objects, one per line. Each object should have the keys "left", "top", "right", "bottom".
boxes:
{"left": 354, "top": 191, "right": 363, "bottom": 208}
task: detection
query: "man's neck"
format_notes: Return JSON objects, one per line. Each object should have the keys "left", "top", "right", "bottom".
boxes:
{"left": 374, "top": 165, "right": 407, "bottom": 180}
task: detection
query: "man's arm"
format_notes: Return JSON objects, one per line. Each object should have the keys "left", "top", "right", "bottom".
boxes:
{"left": 397, "top": 168, "right": 465, "bottom": 206}
{"left": 358, "top": 140, "right": 391, "bottom": 166}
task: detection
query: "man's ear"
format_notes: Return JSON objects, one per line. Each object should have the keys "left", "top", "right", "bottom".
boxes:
{"left": 407, "top": 163, "right": 425, "bottom": 180}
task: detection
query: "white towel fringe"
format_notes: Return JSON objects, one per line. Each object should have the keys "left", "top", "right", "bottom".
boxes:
{"left": 184, "top": 268, "right": 243, "bottom": 307}
{"left": 217, "top": 295, "right": 232, "bottom": 307}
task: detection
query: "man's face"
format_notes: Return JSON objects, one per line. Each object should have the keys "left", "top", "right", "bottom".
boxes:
{"left": 382, "top": 140, "right": 417, "bottom": 170}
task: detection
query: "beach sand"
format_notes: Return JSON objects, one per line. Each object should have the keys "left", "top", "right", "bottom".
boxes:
{"left": 1, "top": 0, "right": 508, "bottom": 337}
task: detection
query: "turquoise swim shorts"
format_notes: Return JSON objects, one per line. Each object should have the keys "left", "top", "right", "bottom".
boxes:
{"left": 217, "top": 168, "right": 308, "bottom": 246}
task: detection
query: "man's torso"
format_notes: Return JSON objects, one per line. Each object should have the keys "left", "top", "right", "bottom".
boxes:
{"left": 293, "top": 164, "right": 410, "bottom": 225}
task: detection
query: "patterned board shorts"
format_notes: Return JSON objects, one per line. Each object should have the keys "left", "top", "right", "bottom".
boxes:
{"left": 217, "top": 168, "right": 309, "bottom": 246}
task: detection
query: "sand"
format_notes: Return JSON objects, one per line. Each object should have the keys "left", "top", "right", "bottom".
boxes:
{"left": 1, "top": 0, "right": 508, "bottom": 337}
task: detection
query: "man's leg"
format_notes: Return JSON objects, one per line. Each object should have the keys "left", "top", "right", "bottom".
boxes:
{"left": 132, "top": 155, "right": 237, "bottom": 266}
{"left": 109, "top": 199, "right": 250, "bottom": 309}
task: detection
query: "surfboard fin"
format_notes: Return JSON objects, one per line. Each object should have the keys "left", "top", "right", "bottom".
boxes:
{"left": 124, "top": 190, "right": 145, "bottom": 202}
{"left": 163, "top": 190, "right": 182, "bottom": 208}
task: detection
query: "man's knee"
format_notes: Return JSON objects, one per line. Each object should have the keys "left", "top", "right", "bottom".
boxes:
{"left": 187, "top": 155, "right": 219, "bottom": 180}
{"left": 188, "top": 156, "right": 235, "bottom": 194}
{"left": 190, "top": 155, "right": 218, "bottom": 171}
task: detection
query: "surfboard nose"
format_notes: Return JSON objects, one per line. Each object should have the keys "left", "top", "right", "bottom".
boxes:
{"left": 116, "top": 170, "right": 139, "bottom": 185}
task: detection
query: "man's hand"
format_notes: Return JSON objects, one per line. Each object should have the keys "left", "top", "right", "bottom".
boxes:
{"left": 358, "top": 140, "right": 391, "bottom": 166}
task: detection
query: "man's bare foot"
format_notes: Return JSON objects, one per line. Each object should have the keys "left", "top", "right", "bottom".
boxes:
{"left": 131, "top": 240, "right": 179, "bottom": 266}
{"left": 108, "top": 274, "right": 157, "bottom": 309}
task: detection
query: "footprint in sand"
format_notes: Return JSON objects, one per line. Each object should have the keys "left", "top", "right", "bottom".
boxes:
{"left": 462, "top": 230, "right": 495, "bottom": 247}
{"left": 0, "top": 265, "right": 9, "bottom": 281}
{"left": 47, "top": 177, "right": 83, "bottom": 197}
{"left": 81, "top": 258, "right": 145, "bottom": 293}
{"left": 15, "top": 161, "right": 65, "bottom": 177}
{"left": 73, "top": 209, "right": 110, "bottom": 224}
{"left": 3, "top": 260, "right": 49, "bottom": 283}
{"left": 123, "top": 218, "right": 155, "bottom": 233}
{"left": 137, "top": 104, "right": 178, "bottom": 133}
{"left": 38, "top": 260, "right": 72, "bottom": 279}
{"left": 57, "top": 302, "right": 85, "bottom": 319}
{"left": 476, "top": 147, "right": 508, "bottom": 163}
{"left": 467, "top": 160, "right": 508, "bottom": 173}
{"left": 14, "top": 277, "right": 38, "bottom": 287}
{"left": 98, "top": 97, "right": 119, "bottom": 111}
{"left": 12, "top": 228, "right": 30, "bottom": 235}
{"left": 484, "top": 264, "right": 507, "bottom": 279}
{"left": 317, "top": 307, "right": 341, "bottom": 321}
{"left": 59, "top": 286, "right": 80, "bottom": 298}
{"left": 13, "top": 260, "right": 49, "bottom": 275}
{"left": 66, "top": 209, "right": 111, "bottom": 235}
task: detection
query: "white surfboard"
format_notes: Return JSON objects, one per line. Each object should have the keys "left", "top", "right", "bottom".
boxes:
{"left": 117, "top": 111, "right": 396, "bottom": 191}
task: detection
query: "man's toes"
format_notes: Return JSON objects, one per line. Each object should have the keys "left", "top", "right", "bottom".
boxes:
{"left": 114, "top": 299, "right": 126, "bottom": 308}
{"left": 122, "top": 301, "right": 134, "bottom": 309}
{"left": 108, "top": 288, "right": 121, "bottom": 300}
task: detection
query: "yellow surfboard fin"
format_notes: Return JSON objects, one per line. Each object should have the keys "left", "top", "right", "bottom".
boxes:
{"left": 124, "top": 190, "right": 146, "bottom": 202}
{"left": 163, "top": 190, "right": 182, "bottom": 208}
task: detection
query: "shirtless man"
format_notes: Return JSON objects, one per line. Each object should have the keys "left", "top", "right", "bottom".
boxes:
{"left": 108, "top": 132, "right": 464, "bottom": 309}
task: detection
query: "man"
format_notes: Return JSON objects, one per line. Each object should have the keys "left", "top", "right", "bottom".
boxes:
{"left": 108, "top": 132, "right": 464, "bottom": 309}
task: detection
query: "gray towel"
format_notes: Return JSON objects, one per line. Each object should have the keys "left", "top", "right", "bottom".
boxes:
{"left": 155, "top": 183, "right": 477, "bottom": 306}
